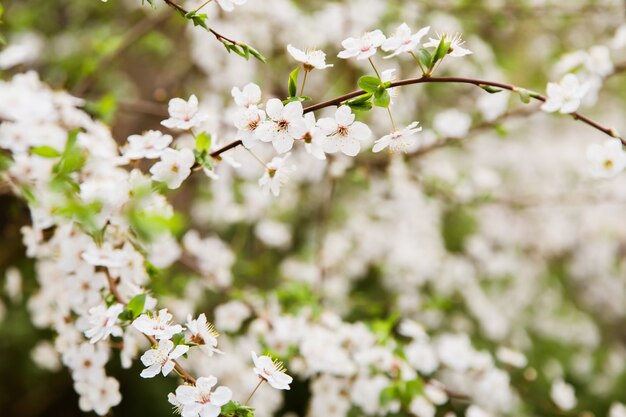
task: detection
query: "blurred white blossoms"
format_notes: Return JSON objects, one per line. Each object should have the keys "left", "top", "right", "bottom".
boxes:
{"left": 133, "top": 309, "right": 183, "bottom": 340}
{"left": 75, "top": 376, "right": 122, "bottom": 416}
{"left": 382, "top": 23, "right": 430, "bottom": 58}
{"left": 161, "top": 95, "right": 208, "bottom": 130}
{"left": 170, "top": 376, "right": 232, "bottom": 417}
{"left": 424, "top": 32, "right": 472, "bottom": 57}
{"left": 140, "top": 339, "right": 189, "bottom": 378}
{"left": 234, "top": 106, "right": 265, "bottom": 149}
{"left": 255, "top": 99, "right": 307, "bottom": 153}
{"left": 215, "top": 0, "right": 247, "bottom": 12}
{"left": 231, "top": 83, "right": 262, "bottom": 109}
{"left": 258, "top": 153, "right": 296, "bottom": 197}
{"left": 318, "top": 105, "right": 371, "bottom": 156}
{"left": 149, "top": 148, "right": 195, "bottom": 189}
{"left": 550, "top": 379, "right": 577, "bottom": 410}
{"left": 124, "top": 130, "right": 173, "bottom": 160}
{"left": 338, "top": 30, "right": 386, "bottom": 60}
{"left": 586, "top": 138, "right": 626, "bottom": 178}
{"left": 373, "top": 121, "right": 422, "bottom": 153}
{"left": 433, "top": 108, "right": 472, "bottom": 138}
{"left": 541, "top": 74, "right": 589, "bottom": 114}
{"left": 251, "top": 351, "right": 293, "bottom": 390}
{"left": 287, "top": 45, "right": 333, "bottom": 70}
{"left": 84, "top": 303, "right": 124, "bottom": 344}
{"left": 186, "top": 313, "right": 222, "bottom": 356}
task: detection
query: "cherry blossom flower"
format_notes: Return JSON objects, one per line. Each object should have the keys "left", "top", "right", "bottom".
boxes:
{"left": 161, "top": 95, "right": 208, "bottom": 130}
{"left": 382, "top": 23, "right": 430, "bottom": 58}
{"left": 299, "top": 113, "right": 327, "bottom": 160}
{"left": 171, "top": 376, "right": 232, "bottom": 417}
{"left": 586, "top": 138, "right": 626, "bottom": 178}
{"left": 123, "top": 130, "right": 173, "bottom": 160}
{"left": 424, "top": 32, "right": 472, "bottom": 57}
{"left": 149, "top": 148, "right": 195, "bottom": 189}
{"left": 373, "top": 121, "right": 422, "bottom": 153}
{"left": 255, "top": 99, "right": 307, "bottom": 154}
{"left": 231, "top": 83, "right": 262, "bottom": 108}
{"left": 81, "top": 242, "right": 128, "bottom": 269}
{"left": 132, "top": 309, "right": 183, "bottom": 340}
{"left": 233, "top": 106, "right": 265, "bottom": 149}
{"left": 68, "top": 343, "right": 109, "bottom": 382}
{"left": 317, "top": 105, "right": 371, "bottom": 156}
{"left": 337, "top": 30, "right": 386, "bottom": 60}
{"left": 75, "top": 376, "right": 122, "bottom": 416}
{"left": 84, "top": 303, "right": 124, "bottom": 344}
{"left": 258, "top": 153, "right": 296, "bottom": 197}
{"left": 287, "top": 45, "right": 333, "bottom": 70}
{"left": 215, "top": 0, "right": 247, "bottom": 12}
{"left": 541, "top": 73, "right": 589, "bottom": 114}
{"left": 140, "top": 338, "right": 189, "bottom": 378}
{"left": 433, "top": 108, "right": 472, "bottom": 138}
{"left": 186, "top": 313, "right": 222, "bottom": 356}
{"left": 251, "top": 351, "right": 293, "bottom": 390}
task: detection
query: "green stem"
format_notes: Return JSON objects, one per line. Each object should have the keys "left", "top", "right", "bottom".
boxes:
{"left": 368, "top": 57, "right": 382, "bottom": 79}
{"left": 193, "top": 0, "right": 212, "bottom": 13}
{"left": 244, "top": 379, "right": 264, "bottom": 406}
{"left": 368, "top": 57, "right": 397, "bottom": 131}
{"left": 300, "top": 69, "right": 309, "bottom": 97}
{"left": 245, "top": 148, "right": 267, "bottom": 169}
{"left": 409, "top": 51, "right": 427, "bottom": 76}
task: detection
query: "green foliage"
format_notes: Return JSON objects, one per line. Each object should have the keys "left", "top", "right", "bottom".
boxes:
{"left": 30, "top": 146, "right": 62, "bottom": 158}
{"left": 380, "top": 378, "right": 424, "bottom": 408}
{"left": 346, "top": 92, "right": 374, "bottom": 112}
{"left": 480, "top": 84, "right": 503, "bottom": 94}
{"left": 129, "top": 208, "right": 186, "bottom": 242}
{"left": 441, "top": 206, "right": 477, "bottom": 253}
{"left": 0, "top": 152, "right": 11, "bottom": 171}
{"left": 357, "top": 75, "right": 382, "bottom": 94}
{"left": 85, "top": 93, "right": 118, "bottom": 124}
{"left": 373, "top": 87, "right": 391, "bottom": 108}
{"left": 288, "top": 66, "right": 300, "bottom": 98}
{"left": 222, "top": 401, "right": 255, "bottom": 417}
{"left": 194, "top": 131, "right": 213, "bottom": 172}
{"left": 126, "top": 294, "right": 147, "bottom": 320}
{"left": 53, "top": 129, "right": 86, "bottom": 175}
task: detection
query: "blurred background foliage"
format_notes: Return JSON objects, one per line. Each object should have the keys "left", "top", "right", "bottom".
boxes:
{"left": 2, "top": 0, "right": 626, "bottom": 416}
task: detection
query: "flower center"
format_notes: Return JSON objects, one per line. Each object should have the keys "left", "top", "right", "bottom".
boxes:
{"left": 337, "top": 126, "right": 349, "bottom": 137}
{"left": 277, "top": 119, "right": 289, "bottom": 131}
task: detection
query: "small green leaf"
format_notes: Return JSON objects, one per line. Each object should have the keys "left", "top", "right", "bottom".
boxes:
{"left": 172, "top": 333, "right": 186, "bottom": 346}
{"left": 127, "top": 294, "right": 147, "bottom": 319}
{"left": 358, "top": 75, "right": 382, "bottom": 94}
{"left": 288, "top": 66, "right": 300, "bottom": 98}
{"left": 0, "top": 153, "right": 12, "bottom": 172}
{"left": 480, "top": 84, "right": 502, "bottom": 94}
{"left": 431, "top": 36, "right": 451, "bottom": 68}
{"left": 517, "top": 88, "right": 531, "bottom": 104}
{"left": 247, "top": 45, "right": 267, "bottom": 63}
{"left": 30, "top": 146, "right": 61, "bottom": 158}
{"left": 417, "top": 48, "right": 432, "bottom": 69}
{"left": 195, "top": 131, "right": 212, "bottom": 153}
{"left": 282, "top": 95, "right": 311, "bottom": 104}
{"left": 373, "top": 87, "right": 390, "bottom": 108}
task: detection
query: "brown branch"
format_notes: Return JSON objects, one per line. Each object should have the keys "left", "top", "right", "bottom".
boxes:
{"left": 207, "top": 75, "right": 624, "bottom": 159}
{"left": 104, "top": 269, "right": 197, "bottom": 384}
{"left": 162, "top": 0, "right": 240, "bottom": 45}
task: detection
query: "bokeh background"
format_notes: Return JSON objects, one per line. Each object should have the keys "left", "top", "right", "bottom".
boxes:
{"left": 3, "top": 0, "right": 626, "bottom": 416}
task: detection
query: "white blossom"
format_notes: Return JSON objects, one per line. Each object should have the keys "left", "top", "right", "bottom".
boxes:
{"left": 424, "top": 32, "right": 472, "bottom": 57}
{"left": 251, "top": 351, "right": 293, "bottom": 390}
{"left": 287, "top": 45, "right": 333, "bottom": 70}
{"left": 149, "top": 148, "right": 195, "bottom": 189}
{"left": 231, "top": 83, "right": 262, "bottom": 108}
{"left": 258, "top": 153, "right": 296, "bottom": 197}
{"left": 317, "top": 105, "right": 371, "bottom": 156}
{"left": 586, "top": 139, "right": 626, "bottom": 179}
{"left": 171, "top": 376, "right": 232, "bottom": 417}
{"left": 337, "top": 30, "right": 386, "bottom": 60}
{"left": 382, "top": 23, "right": 430, "bottom": 58}
{"left": 140, "top": 338, "right": 189, "bottom": 378}
{"left": 215, "top": 0, "right": 247, "bottom": 12}
{"left": 161, "top": 95, "right": 208, "bottom": 130}
{"left": 84, "top": 303, "right": 124, "bottom": 344}
{"left": 541, "top": 74, "right": 589, "bottom": 114}
{"left": 373, "top": 121, "right": 422, "bottom": 153}
{"left": 124, "top": 130, "right": 173, "bottom": 160}
{"left": 550, "top": 379, "right": 576, "bottom": 411}
{"left": 133, "top": 309, "right": 184, "bottom": 340}
{"left": 255, "top": 99, "right": 307, "bottom": 154}
{"left": 186, "top": 313, "right": 222, "bottom": 356}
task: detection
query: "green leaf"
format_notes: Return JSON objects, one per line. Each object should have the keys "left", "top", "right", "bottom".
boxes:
{"left": 30, "top": 146, "right": 62, "bottom": 158}
{"left": 480, "top": 84, "right": 503, "bottom": 94}
{"left": 172, "top": 333, "right": 186, "bottom": 346}
{"left": 282, "top": 96, "right": 312, "bottom": 104}
{"left": 288, "top": 66, "right": 300, "bottom": 98}
{"left": 53, "top": 129, "right": 86, "bottom": 175}
{"left": 347, "top": 100, "right": 373, "bottom": 112}
{"left": 222, "top": 401, "right": 255, "bottom": 417}
{"left": 373, "top": 87, "right": 391, "bottom": 108}
{"left": 517, "top": 88, "right": 531, "bottom": 103}
{"left": 0, "top": 153, "right": 12, "bottom": 172}
{"left": 358, "top": 75, "right": 382, "bottom": 94}
{"left": 431, "top": 36, "right": 451, "bottom": 68}
{"left": 127, "top": 294, "right": 147, "bottom": 319}
{"left": 247, "top": 44, "right": 267, "bottom": 63}
{"left": 195, "top": 131, "right": 212, "bottom": 153}
{"left": 417, "top": 48, "right": 432, "bottom": 69}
